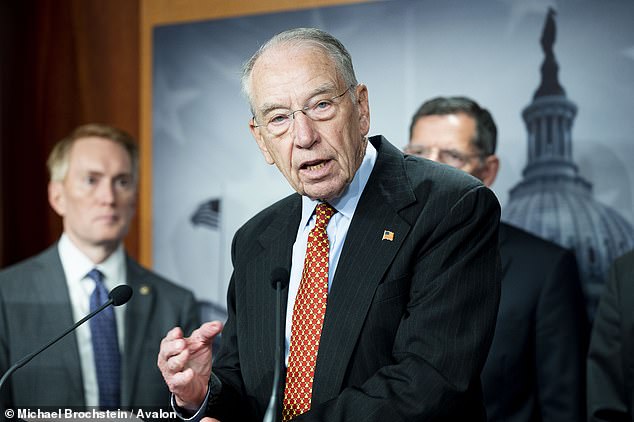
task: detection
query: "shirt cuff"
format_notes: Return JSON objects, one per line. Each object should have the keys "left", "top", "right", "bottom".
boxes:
{"left": 170, "top": 373, "right": 222, "bottom": 421}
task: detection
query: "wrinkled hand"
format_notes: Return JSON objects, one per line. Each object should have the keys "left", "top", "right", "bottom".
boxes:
{"left": 157, "top": 321, "right": 224, "bottom": 410}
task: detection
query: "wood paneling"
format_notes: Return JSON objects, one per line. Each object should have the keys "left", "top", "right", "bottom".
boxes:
{"left": 0, "top": 0, "right": 140, "bottom": 266}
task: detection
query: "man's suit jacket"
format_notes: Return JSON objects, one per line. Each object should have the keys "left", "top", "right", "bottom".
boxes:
{"left": 587, "top": 249, "right": 634, "bottom": 422}
{"left": 0, "top": 244, "right": 200, "bottom": 410}
{"left": 482, "top": 223, "right": 588, "bottom": 422}
{"left": 206, "top": 135, "right": 502, "bottom": 421}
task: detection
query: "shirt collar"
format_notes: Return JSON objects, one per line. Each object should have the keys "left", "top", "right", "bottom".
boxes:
{"left": 58, "top": 234, "right": 126, "bottom": 290}
{"left": 301, "top": 139, "right": 377, "bottom": 225}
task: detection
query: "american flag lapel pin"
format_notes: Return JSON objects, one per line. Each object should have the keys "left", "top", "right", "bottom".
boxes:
{"left": 382, "top": 230, "right": 394, "bottom": 241}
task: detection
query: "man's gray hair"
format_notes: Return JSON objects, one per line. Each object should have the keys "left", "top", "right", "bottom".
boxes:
{"left": 240, "top": 28, "right": 358, "bottom": 113}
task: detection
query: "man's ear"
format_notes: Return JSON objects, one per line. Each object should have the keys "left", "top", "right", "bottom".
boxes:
{"left": 355, "top": 84, "right": 370, "bottom": 136}
{"left": 479, "top": 154, "right": 500, "bottom": 187}
{"left": 48, "top": 181, "right": 66, "bottom": 216}
{"left": 249, "top": 121, "right": 275, "bottom": 165}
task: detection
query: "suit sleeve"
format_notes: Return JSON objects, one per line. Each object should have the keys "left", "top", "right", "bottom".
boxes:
{"left": 203, "top": 239, "right": 260, "bottom": 422}
{"left": 298, "top": 184, "right": 502, "bottom": 421}
{"left": 536, "top": 250, "right": 588, "bottom": 422}
{"left": 587, "top": 259, "right": 629, "bottom": 422}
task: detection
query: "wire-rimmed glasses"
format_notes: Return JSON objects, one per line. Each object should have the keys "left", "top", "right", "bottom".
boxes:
{"left": 252, "top": 86, "right": 353, "bottom": 137}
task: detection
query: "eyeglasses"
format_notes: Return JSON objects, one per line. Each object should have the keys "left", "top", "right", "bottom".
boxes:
{"left": 252, "top": 86, "right": 353, "bottom": 137}
{"left": 403, "top": 145, "right": 483, "bottom": 168}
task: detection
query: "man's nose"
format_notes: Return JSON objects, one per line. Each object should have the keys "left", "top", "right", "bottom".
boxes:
{"left": 421, "top": 148, "right": 440, "bottom": 162}
{"left": 96, "top": 181, "right": 116, "bottom": 203}
{"left": 291, "top": 111, "right": 318, "bottom": 148}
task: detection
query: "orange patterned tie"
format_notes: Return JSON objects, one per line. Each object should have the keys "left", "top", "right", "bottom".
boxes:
{"left": 282, "top": 203, "right": 336, "bottom": 421}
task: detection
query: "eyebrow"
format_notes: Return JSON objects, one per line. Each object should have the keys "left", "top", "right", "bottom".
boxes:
{"left": 256, "top": 82, "right": 339, "bottom": 117}
{"left": 81, "top": 169, "right": 133, "bottom": 179}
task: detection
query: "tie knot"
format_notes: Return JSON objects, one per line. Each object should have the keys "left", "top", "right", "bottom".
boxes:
{"left": 314, "top": 203, "right": 336, "bottom": 230}
{"left": 87, "top": 268, "right": 105, "bottom": 285}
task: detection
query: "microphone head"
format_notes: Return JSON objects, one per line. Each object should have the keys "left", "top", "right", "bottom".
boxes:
{"left": 108, "top": 285, "right": 133, "bottom": 306}
{"left": 270, "top": 267, "right": 290, "bottom": 290}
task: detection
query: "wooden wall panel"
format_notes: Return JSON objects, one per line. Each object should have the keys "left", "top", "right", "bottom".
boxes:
{"left": 0, "top": 0, "right": 140, "bottom": 266}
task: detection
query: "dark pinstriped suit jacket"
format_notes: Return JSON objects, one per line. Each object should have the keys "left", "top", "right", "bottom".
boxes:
{"left": 205, "top": 135, "right": 502, "bottom": 421}
{"left": 0, "top": 244, "right": 200, "bottom": 411}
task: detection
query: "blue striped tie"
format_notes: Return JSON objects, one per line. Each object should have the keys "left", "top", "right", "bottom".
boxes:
{"left": 87, "top": 269, "right": 121, "bottom": 409}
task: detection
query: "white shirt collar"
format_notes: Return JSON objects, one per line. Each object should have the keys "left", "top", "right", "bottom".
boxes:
{"left": 58, "top": 233, "right": 127, "bottom": 293}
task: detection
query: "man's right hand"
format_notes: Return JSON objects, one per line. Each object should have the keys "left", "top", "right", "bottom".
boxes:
{"left": 157, "top": 321, "right": 224, "bottom": 410}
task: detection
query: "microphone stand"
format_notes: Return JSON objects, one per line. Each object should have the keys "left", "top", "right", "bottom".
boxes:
{"left": 263, "top": 278, "right": 284, "bottom": 422}
{"left": 0, "top": 285, "right": 132, "bottom": 392}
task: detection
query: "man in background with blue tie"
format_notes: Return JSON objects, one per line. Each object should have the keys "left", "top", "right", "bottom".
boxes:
{"left": 0, "top": 123, "right": 200, "bottom": 413}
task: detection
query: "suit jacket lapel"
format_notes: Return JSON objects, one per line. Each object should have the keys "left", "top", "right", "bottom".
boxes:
{"left": 313, "top": 136, "right": 416, "bottom": 402}
{"left": 256, "top": 195, "right": 302, "bottom": 270}
{"left": 498, "top": 223, "right": 512, "bottom": 280}
{"left": 121, "top": 258, "right": 154, "bottom": 407}
{"left": 251, "top": 195, "right": 301, "bottom": 384}
{"left": 36, "top": 246, "right": 85, "bottom": 404}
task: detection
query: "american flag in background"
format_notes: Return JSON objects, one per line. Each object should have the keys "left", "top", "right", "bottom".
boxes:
{"left": 188, "top": 197, "right": 227, "bottom": 309}
{"left": 191, "top": 198, "right": 221, "bottom": 229}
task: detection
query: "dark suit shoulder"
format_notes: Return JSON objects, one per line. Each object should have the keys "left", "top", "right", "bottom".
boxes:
{"left": 370, "top": 134, "right": 486, "bottom": 202}
{"left": 404, "top": 153, "right": 483, "bottom": 194}
{"left": 233, "top": 193, "right": 301, "bottom": 251}
{"left": 497, "top": 222, "right": 581, "bottom": 301}
{"left": 406, "top": 157, "right": 498, "bottom": 220}
{"left": 499, "top": 222, "right": 574, "bottom": 262}
{"left": 374, "top": 137, "right": 499, "bottom": 231}
{"left": 125, "top": 256, "right": 196, "bottom": 299}
{"left": 237, "top": 193, "right": 300, "bottom": 232}
{"left": 0, "top": 244, "right": 58, "bottom": 273}
{"left": 124, "top": 256, "right": 200, "bottom": 337}
{"left": 0, "top": 245, "right": 61, "bottom": 290}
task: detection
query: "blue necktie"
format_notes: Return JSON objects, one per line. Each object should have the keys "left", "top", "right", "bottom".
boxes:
{"left": 87, "top": 269, "right": 121, "bottom": 409}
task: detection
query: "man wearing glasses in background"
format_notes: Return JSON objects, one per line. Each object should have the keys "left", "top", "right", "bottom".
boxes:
{"left": 158, "top": 29, "right": 501, "bottom": 421}
{"left": 406, "top": 96, "right": 588, "bottom": 422}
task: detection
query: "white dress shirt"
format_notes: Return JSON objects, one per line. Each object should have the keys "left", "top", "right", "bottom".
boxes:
{"left": 58, "top": 234, "right": 127, "bottom": 407}
{"left": 285, "top": 140, "right": 377, "bottom": 361}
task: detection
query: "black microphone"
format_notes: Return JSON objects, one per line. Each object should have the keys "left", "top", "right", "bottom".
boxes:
{"left": 0, "top": 284, "right": 133, "bottom": 391}
{"left": 263, "top": 267, "right": 290, "bottom": 422}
